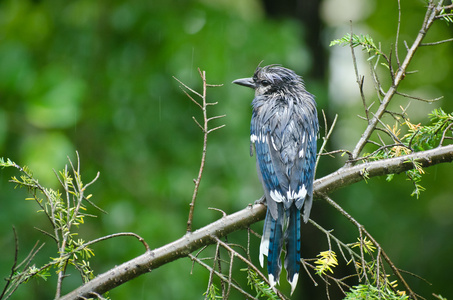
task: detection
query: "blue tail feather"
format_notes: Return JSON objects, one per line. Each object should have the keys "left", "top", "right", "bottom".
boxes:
{"left": 259, "top": 211, "right": 272, "bottom": 268}
{"left": 264, "top": 209, "right": 284, "bottom": 287}
{"left": 284, "top": 204, "right": 301, "bottom": 294}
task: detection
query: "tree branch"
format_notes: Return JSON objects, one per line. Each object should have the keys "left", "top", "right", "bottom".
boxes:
{"left": 315, "top": 144, "right": 453, "bottom": 196}
{"left": 350, "top": 0, "right": 446, "bottom": 162}
{"left": 59, "top": 144, "right": 453, "bottom": 299}
{"left": 59, "top": 204, "right": 266, "bottom": 300}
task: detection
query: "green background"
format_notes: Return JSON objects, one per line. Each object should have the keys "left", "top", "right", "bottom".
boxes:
{"left": 0, "top": 0, "right": 452, "bottom": 299}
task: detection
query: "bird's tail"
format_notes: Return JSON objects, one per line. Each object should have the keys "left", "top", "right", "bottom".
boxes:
{"left": 259, "top": 209, "right": 284, "bottom": 288}
{"left": 284, "top": 204, "right": 301, "bottom": 295}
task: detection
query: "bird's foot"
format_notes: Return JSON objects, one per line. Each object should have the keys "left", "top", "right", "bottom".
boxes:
{"left": 254, "top": 196, "right": 266, "bottom": 205}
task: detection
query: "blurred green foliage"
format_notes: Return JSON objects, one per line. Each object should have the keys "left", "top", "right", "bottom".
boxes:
{"left": 0, "top": 0, "right": 452, "bottom": 299}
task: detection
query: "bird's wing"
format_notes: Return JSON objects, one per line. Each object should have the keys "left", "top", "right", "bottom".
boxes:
{"left": 252, "top": 103, "right": 318, "bottom": 211}
{"left": 289, "top": 103, "right": 318, "bottom": 222}
{"left": 252, "top": 119, "right": 286, "bottom": 286}
{"left": 260, "top": 99, "right": 318, "bottom": 220}
{"left": 252, "top": 129, "right": 286, "bottom": 217}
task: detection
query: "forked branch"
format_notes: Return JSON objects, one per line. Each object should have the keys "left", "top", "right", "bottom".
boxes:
{"left": 350, "top": 0, "right": 450, "bottom": 162}
{"left": 174, "top": 69, "right": 225, "bottom": 233}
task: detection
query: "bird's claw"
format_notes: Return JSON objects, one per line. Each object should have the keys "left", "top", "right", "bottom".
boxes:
{"left": 254, "top": 196, "right": 266, "bottom": 205}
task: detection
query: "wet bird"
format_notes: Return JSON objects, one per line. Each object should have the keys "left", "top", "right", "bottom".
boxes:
{"left": 233, "top": 64, "right": 318, "bottom": 294}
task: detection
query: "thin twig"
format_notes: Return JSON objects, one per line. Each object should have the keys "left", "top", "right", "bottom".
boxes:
{"left": 395, "top": 0, "right": 402, "bottom": 67}
{"left": 315, "top": 112, "right": 338, "bottom": 173}
{"left": 225, "top": 246, "right": 234, "bottom": 299}
{"left": 3, "top": 241, "right": 45, "bottom": 298}
{"left": 322, "top": 195, "right": 418, "bottom": 299}
{"left": 173, "top": 76, "right": 203, "bottom": 98}
{"left": 348, "top": 23, "right": 370, "bottom": 123}
{"left": 213, "top": 237, "right": 288, "bottom": 300}
{"left": 205, "top": 242, "right": 221, "bottom": 300}
{"left": 395, "top": 91, "right": 443, "bottom": 103}
{"left": 189, "top": 254, "right": 259, "bottom": 300}
{"left": 0, "top": 227, "right": 19, "bottom": 299}
{"left": 439, "top": 122, "right": 453, "bottom": 146}
{"left": 319, "top": 149, "right": 353, "bottom": 159}
{"left": 57, "top": 154, "right": 89, "bottom": 298}
{"left": 420, "top": 37, "right": 453, "bottom": 45}
{"left": 175, "top": 69, "right": 225, "bottom": 233}
{"left": 301, "top": 259, "right": 352, "bottom": 295}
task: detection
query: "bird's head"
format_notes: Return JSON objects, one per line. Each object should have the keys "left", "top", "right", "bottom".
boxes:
{"left": 233, "top": 64, "right": 304, "bottom": 97}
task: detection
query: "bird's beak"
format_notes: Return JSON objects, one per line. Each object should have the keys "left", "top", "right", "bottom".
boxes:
{"left": 232, "top": 77, "right": 255, "bottom": 89}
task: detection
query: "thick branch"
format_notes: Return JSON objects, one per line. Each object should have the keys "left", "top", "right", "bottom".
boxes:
{"left": 315, "top": 144, "right": 453, "bottom": 196}
{"left": 60, "top": 144, "right": 453, "bottom": 299}
{"left": 59, "top": 204, "right": 266, "bottom": 300}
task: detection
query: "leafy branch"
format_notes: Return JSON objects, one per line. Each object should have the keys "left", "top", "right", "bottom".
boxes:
{"left": 327, "top": 0, "right": 453, "bottom": 199}
{"left": 330, "top": 33, "right": 383, "bottom": 58}
{"left": 0, "top": 154, "right": 103, "bottom": 299}
{"left": 0, "top": 155, "right": 149, "bottom": 299}
{"left": 329, "top": 0, "right": 452, "bottom": 164}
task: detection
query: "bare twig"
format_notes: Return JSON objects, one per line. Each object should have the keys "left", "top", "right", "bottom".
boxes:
{"left": 1, "top": 240, "right": 46, "bottom": 299}
{"left": 395, "top": 0, "right": 402, "bottom": 67}
{"left": 0, "top": 227, "right": 19, "bottom": 299}
{"left": 315, "top": 111, "right": 338, "bottom": 173}
{"left": 189, "top": 254, "right": 259, "bottom": 300}
{"left": 439, "top": 122, "right": 453, "bottom": 146}
{"left": 420, "top": 37, "right": 453, "bottom": 46}
{"left": 320, "top": 149, "right": 353, "bottom": 159}
{"left": 213, "top": 237, "right": 288, "bottom": 300}
{"left": 174, "top": 69, "right": 225, "bottom": 233}
{"left": 205, "top": 242, "right": 222, "bottom": 299}
{"left": 348, "top": 23, "right": 370, "bottom": 123}
{"left": 369, "top": 53, "right": 385, "bottom": 100}
{"left": 395, "top": 91, "right": 443, "bottom": 103}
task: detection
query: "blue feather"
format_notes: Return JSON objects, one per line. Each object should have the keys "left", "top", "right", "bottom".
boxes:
{"left": 264, "top": 209, "right": 284, "bottom": 287}
{"left": 284, "top": 204, "right": 301, "bottom": 294}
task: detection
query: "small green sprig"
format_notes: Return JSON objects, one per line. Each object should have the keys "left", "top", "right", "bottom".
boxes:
{"left": 404, "top": 108, "right": 453, "bottom": 151}
{"left": 203, "top": 283, "right": 222, "bottom": 300}
{"left": 0, "top": 155, "right": 103, "bottom": 299}
{"left": 330, "top": 33, "right": 383, "bottom": 59}
{"left": 365, "top": 108, "right": 452, "bottom": 197}
{"left": 439, "top": 7, "right": 453, "bottom": 24}
{"left": 345, "top": 284, "right": 409, "bottom": 300}
{"left": 243, "top": 268, "right": 279, "bottom": 299}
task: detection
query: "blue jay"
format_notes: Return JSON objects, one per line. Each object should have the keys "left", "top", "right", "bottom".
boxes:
{"left": 233, "top": 65, "right": 318, "bottom": 294}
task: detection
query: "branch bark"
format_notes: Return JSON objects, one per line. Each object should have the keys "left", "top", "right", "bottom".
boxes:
{"left": 59, "top": 204, "right": 266, "bottom": 300}
{"left": 315, "top": 144, "right": 453, "bottom": 196}
{"left": 60, "top": 144, "right": 453, "bottom": 299}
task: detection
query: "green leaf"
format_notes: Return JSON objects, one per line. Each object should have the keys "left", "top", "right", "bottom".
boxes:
{"left": 330, "top": 33, "right": 383, "bottom": 56}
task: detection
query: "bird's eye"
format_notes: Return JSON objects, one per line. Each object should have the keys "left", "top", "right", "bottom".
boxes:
{"left": 261, "top": 80, "right": 271, "bottom": 86}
